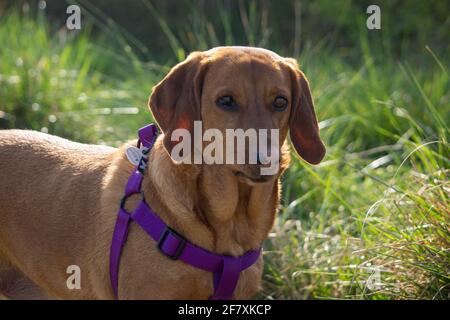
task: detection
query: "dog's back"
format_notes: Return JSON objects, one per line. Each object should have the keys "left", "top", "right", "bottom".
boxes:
{"left": 0, "top": 129, "right": 116, "bottom": 218}
{"left": 0, "top": 130, "right": 116, "bottom": 298}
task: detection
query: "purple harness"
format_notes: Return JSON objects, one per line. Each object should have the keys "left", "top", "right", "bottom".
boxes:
{"left": 109, "top": 124, "right": 261, "bottom": 300}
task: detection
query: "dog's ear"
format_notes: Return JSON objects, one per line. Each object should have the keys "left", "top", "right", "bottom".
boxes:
{"left": 149, "top": 52, "right": 208, "bottom": 155}
{"left": 284, "top": 58, "right": 326, "bottom": 164}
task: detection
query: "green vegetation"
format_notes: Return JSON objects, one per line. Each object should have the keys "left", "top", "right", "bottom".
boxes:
{"left": 0, "top": 1, "right": 448, "bottom": 299}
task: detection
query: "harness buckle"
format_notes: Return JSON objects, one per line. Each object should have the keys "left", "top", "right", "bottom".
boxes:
{"left": 157, "top": 226, "right": 187, "bottom": 260}
{"left": 119, "top": 195, "right": 131, "bottom": 214}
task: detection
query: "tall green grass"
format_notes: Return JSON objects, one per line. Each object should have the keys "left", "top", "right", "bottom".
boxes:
{"left": 0, "top": 3, "right": 448, "bottom": 299}
{"left": 0, "top": 8, "right": 162, "bottom": 144}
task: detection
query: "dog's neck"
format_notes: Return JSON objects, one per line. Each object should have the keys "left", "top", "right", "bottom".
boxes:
{"left": 141, "top": 136, "right": 284, "bottom": 256}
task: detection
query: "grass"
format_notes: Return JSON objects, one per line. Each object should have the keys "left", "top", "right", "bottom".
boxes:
{"left": 0, "top": 3, "right": 448, "bottom": 300}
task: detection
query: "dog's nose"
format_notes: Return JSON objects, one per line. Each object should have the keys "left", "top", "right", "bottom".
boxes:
{"left": 257, "top": 152, "right": 270, "bottom": 165}
{"left": 256, "top": 153, "right": 262, "bottom": 165}
{"left": 256, "top": 149, "right": 280, "bottom": 165}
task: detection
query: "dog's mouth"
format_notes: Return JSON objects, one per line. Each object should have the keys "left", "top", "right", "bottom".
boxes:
{"left": 233, "top": 170, "right": 272, "bottom": 184}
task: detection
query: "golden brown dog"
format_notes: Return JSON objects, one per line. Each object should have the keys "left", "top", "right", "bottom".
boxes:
{"left": 0, "top": 46, "right": 325, "bottom": 299}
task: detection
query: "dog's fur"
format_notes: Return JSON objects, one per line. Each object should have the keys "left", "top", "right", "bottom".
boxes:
{"left": 0, "top": 47, "right": 325, "bottom": 299}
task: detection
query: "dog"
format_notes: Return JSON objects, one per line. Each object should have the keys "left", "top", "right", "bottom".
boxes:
{"left": 0, "top": 46, "right": 325, "bottom": 299}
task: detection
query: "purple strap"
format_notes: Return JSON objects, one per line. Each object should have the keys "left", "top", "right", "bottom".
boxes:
{"left": 109, "top": 124, "right": 261, "bottom": 300}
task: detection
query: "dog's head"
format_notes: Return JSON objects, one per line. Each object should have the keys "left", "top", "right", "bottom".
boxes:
{"left": 149, "top": 46, "right": 325, "bottom": 184}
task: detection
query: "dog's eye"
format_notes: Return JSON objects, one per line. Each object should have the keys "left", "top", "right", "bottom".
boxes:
{"left": 216, "top": 96, "right": 237, "bottom": 111}
{"left": 273, "top": 96, "right": 288, "bottom": 111}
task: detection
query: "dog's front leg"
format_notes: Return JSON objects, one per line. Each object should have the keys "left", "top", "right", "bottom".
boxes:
{"left": 0, "top": 263, "right": 52, "bottom": 300}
